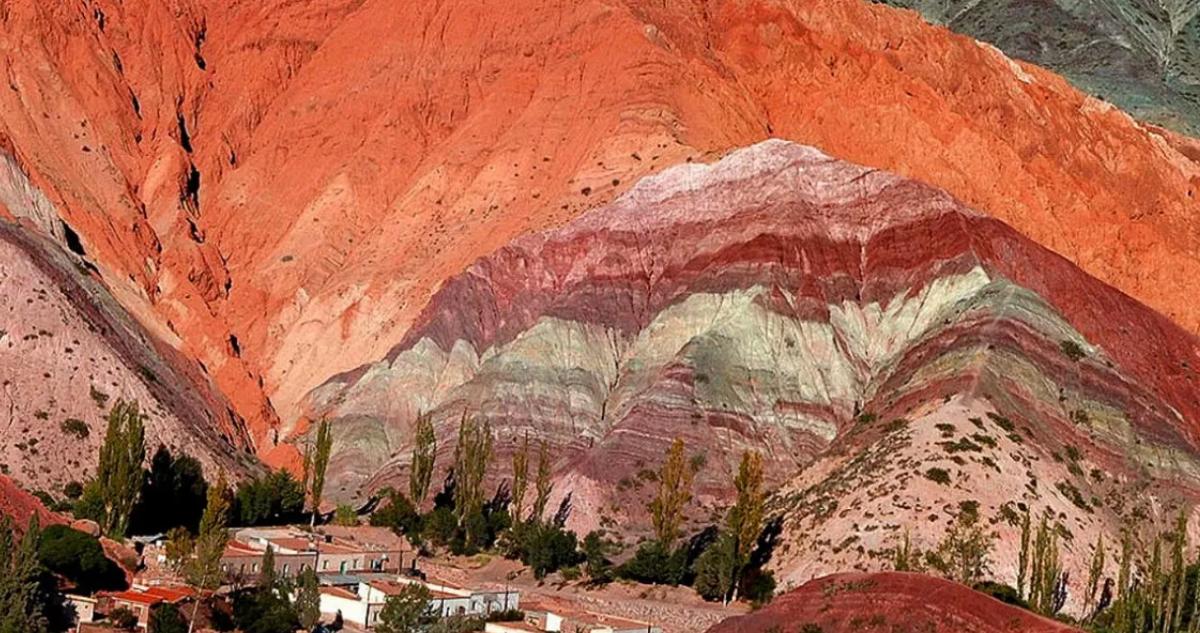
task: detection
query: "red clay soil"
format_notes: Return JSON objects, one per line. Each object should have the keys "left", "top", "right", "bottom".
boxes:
{"left": 707, "top": 572, "right": 1081, "bottom": 633}
{"left": 0, "top": 474, "right": 63, "bottom": 532}
{"left": 2, "top": 0, "right": 1198, "bottom": 452}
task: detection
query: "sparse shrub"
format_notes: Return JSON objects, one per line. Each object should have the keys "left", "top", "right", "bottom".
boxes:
{"left": 334, "top": 504, "right": 358, "bottom": 526}
{"left": 63, "top": 481, "right": 84, "bottom": 499}
{"left": 1055, "top": 481, "right": 1091, "bottom": 512}
{"left": 1060, "top": 340, "right": 1086, "bottom": 361}
{"left": 60, "top": 418, "right": 90, "bottom": 439}
{"left": 971, "top": 433, "right": 996, "bottom": 448}
{"left": 973, "top": 581, "right": 1027, "bottom": 608}
{"left": 924, "top": 468, "right": 951, "bottom": 486}
{"left": 939, "top": 438, "right": 982, "bottom": 454}
{"left": 986, "top": 412, "right": 1015, "bottom": 432}
{"left": 89, "top": 385, "right": 110, "bottom": 408}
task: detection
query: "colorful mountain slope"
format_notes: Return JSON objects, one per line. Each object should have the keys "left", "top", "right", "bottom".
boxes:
{"left": 706, "top": 572, "right": 1081, "bottom": 633}
{"left": 308, "top": 142, "right": 1200, "bottom": 607}
{"left": 2, "top": 0, "right": 1198, "bottom": 458}
{"left": 877, "top": 0, "right": 1200, "bottom": 134}
{"left": 0, "top": 219, "right": 259, "bottom": 497}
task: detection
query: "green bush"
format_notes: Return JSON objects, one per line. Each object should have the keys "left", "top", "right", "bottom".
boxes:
{"left": 109, "top": 606, "right": 138, "bottom": 629}
{"left": 149, "top": 603, "right": 188, "bottom": 633}
{"left": 60, "top": 418, "right": 90, "bottom": 439}
{"left": 924, "top": 468, "right": 951, "bottom": 486}
{"left": 972, "top": 581, "right": 1028, "bottom": 609}
{"left": 618, "top": 540, "right": 688, "bottom": 586}
{"left": 1060, "top": 340, "right": 1086, "bottom": 361}
{"left": 370, "top": 490, "right": 423, "bottom": 542}
{"left": 38, "top": 524, "right": 125, "bottom": 592}
{"left": 231, "top": 469, "right": 304, "bottom": 527}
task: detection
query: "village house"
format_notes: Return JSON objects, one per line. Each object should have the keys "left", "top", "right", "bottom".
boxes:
{"left": 485, "top": 602, "right": 662, "bottom": 633}
{"left": 101, "top": 585, "right": 194, "bottom": 630}
{"left": 217, "top": 525, "right": 413, "bottom": 583}
{"left": 64, "top": 593, "right": 97, "bottom": 628}
{"left": 314, "top": 575, "right": 520, "bottom": 630}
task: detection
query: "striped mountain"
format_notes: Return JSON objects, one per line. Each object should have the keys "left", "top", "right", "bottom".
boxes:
{"left": 306, "top": 141, "right": 1200, "bottom": 610}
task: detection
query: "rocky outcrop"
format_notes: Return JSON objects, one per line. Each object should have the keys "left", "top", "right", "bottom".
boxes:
{"left": 0, "top": 219, "right": 259, "bottom": 499}
{"left": 2, "top": 0, "right": 1199, "bottom": 457}
{"left": 706, "top": 572, "right": 1081, "bottom": 633}
{"left": 309, "top": 141, "right": 1200, "bottom": 603}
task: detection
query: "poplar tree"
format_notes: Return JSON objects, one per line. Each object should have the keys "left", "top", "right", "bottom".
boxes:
{"left": 726, "top": 451, "right": 765, "bottom": 602}
{"left": 1029, "top": 514, "right": 1060, "bottom": 614}
{"left": 187, "top": 472, "right": 230, "bottom": 591}
{"left": 259, "top": 545, "right": 276, "bottom": 590}
{"left": 1017, "top": 507, "right": 1031, "bottom": 599}
{"left": 93, "top": 399, "right": 146, "bottom": 539}
{"left": 186, "top": 472, "right": 230, "bottom": 633}
{"left": 295, "top": 568, "right": 321, "bottom": 629}
{"left": 300, "top": 438, "right": 313, "bottom": 511}
{"left": 1168, "top": 510, "right": 1188, "bottom": 631}
{"left": 531, "top": 440, "right": 553, "bottom": 523}
{"left": 310, "top": 419, "right": 333, "bottom": 529}
{"left": 648, "top": 438, "right": 694, "bottom": 548}
{"left": 451, "top": 415, "right": 493, "bottom": 543}
{"left": 1114, "top": 527, "right": 1135, "bottom": 632}
{"left": 0, "top": 515, "right": 49, "bottom": 633}
{"left": 409, "top": 411, "right": 437, "bottom": 507}
{"left": 510, "top": 433, "right": 531, "bottom": 525}
{"left": 893, "top": 528, "right": 914, "bottom": 572}
{"left": 1085, "top": 534, "right": 1106, "bottom": 620}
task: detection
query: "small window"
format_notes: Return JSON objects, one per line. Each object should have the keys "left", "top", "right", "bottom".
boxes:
{"left": 283, "top": 564, "right": 290, "bottom": 575}
{"left": 322, "top": 561, "right": 329, "bottom": 570}
{"left": 252, "top": 563, "right": 259, "bottom": 573}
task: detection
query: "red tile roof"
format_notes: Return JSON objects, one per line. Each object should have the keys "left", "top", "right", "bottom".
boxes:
{"left": 320, "top": 586, "right": 359, "bottom": 600}
{"left": 107, "top": 586, "right": 194, "bottom": 607}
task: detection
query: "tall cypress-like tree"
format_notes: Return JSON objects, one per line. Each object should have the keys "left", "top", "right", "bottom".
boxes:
{"left": 1168, "top": 510, "right": 1188, "bottom": 631}
{"left": 1085, "top": 534, "right": 1106, "bottom": 621}
{"left": 531, "top": 440, "right": 552, "bottom": 523}
{"left": 186, "top": 472, "right": 230, "bottom": 633}
{"left": 258, "top": 545, "right": 276, "bottom": 590}
{"left": 409, "top": 411, "right": 437, "bottom": 508}
{"left": 310, "top": 419, "right": 334, "bottom": 529}
{"left": 0, "top": 515, "right": 50, "bottom": 633}
{"left": 295, "top": 567, "right": 320, "bottom": 629}
{"left": 451, "top": 415, "right": 493, "bottom": 544}
{"left": 510, "top": 433, "right": 531, "bottom": 525}
{"left": 726, "top": 451, "right": 765, "bottom": 603}
{"left": 648, "top": 438, "right": 694, "bottom": 548}
{"left": 300, "top": 438, "right": 313, "bottom": 512}
{"left": 91, "top": 400, "right": 146, "bottom": 539}
{"left": 131, "top": 445, "right": 208, "bottom": 536}
{"left": 1017, "top": 507, "right": 1031, "bottom": 599}
{"left": 1114, "top": 527, "right": 1135, "bottom": 632}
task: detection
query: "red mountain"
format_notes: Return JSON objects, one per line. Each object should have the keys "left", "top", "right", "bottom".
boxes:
{"left": 706, "top": 572, "right": 1081, "bottom": 633}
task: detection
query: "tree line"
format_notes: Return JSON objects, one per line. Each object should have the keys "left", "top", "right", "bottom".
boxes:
{"left": 370, "top": 412, "right": 776, "bottom": 605}
{"left": 892, "top": 499, "right": 1200, "bottom": 633}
